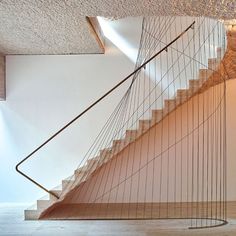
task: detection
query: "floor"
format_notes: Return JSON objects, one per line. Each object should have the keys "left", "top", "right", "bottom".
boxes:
{"left": 41, "top": 202, "right": 228, "bottom": 220}
{"left": 1, "top": 204, "right": 236, "bottom": 236}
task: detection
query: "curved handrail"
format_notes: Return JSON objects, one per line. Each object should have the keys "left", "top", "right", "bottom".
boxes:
{"left": 15, "top": 21, "right": 195, "bottom": 199}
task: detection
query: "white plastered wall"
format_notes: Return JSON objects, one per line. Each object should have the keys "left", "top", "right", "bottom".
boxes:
{"left": 0, "top": 42, "right": 135, "bottom": 203}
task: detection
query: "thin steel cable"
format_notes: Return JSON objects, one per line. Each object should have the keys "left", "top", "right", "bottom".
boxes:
{"left": 52, "top": 17, "right": 227, "bottom": 227}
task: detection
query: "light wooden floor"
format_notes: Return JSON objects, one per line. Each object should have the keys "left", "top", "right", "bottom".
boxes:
{"left": 1, "top": 203, "right": 236, "bottom": 236}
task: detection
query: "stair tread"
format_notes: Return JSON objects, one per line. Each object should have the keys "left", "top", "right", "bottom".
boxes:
{"left": 38, "top": 195, "right": 50, "bottom": 201}
{"left": 25, "top": 204, "right": 38, "bottom": 211}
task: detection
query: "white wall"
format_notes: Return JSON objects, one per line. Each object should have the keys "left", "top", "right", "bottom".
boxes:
{"left": 0, "top": 42, "right": 135, "bottom": 203}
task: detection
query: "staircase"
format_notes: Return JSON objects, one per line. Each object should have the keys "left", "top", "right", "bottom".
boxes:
{"left": 24, "top": 47, "right": 223, "bottom": 220}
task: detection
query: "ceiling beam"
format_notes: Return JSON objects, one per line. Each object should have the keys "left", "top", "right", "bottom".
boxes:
{"left": 86, "top": 17, "right": 105, "bottom": 53}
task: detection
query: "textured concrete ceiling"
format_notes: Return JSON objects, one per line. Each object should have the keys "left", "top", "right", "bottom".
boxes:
{"left": 0, "top": 1, "right": 104, "bottom": 55}
{"left": 0, "top": 0, "right": 235, "bottom": 55}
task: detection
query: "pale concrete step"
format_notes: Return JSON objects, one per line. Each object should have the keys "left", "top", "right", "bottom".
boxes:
{"left": 176, "top": 89, "right": 189, "bottom": 104}
{"left": 164, "top": 99, "right": 176, "bottom": 113}
{"left": 176, "top": 88, "right": 190, "bottom": 99}
{"left": 113, "top": 139, "right": 127, "bottom": 154}
{"left": 87, "top": 157, "right": 99, "bottom": 168}
{"left": 111, "top": 140, "right": 121, "bottom": 154}
{"left": 112, "top": 139, "right": 123, "bottom": 151}
{"left": 25, "top": 195, "right": 58, "bottom": 220}
{"left": 74, "top": 166, "right": 88, "bottom": 178}
{"left": 208, "top": 58, "right": 220, "bottom": 70}
{"left": 74, "top": 170, "right": 88, "bottom": 183}
{"left": 217, "top": 47, "right": 223, "bottom": 59}
{"left": 86, "top": 157, "right": 103, "bottom": 174}
{"left": 138, "top": 119, "right": 151, "bottom": 135}
{"left": 62, "top": 172, "right": 90, "bottom": 192}
{"left": 189, "top": 79, "right": 200, "bottom": 90}
{"left": 125, "top": 130, "right": 138, "bottom": 143}
{"left": 151, "top": 109, "right": 163, "bottom": 125}
{"left": 25, "top": 187, "right": 62, "bottom": 220}
{"left": 198, "top": 69, "right": 212, "bottom": 84}
{"left": 37, "top": 198, "right": 55, "bottom": 210}
{"left": 24, "top": 204, "right": 42, "bottom": 220}
{"left": 62, "top": 176, "right": 75, "bottom": 190}
{"left": 177, "top": 94, "right": 189, "bottom": 104}
{"left": 74, "top": 168, "right": 91, "bottom": 186}
{"left": 49, "top": 189, "right": 62, "bottom": 201}
{"left": 100, "top": 148, "right": 113, "bottom": 162}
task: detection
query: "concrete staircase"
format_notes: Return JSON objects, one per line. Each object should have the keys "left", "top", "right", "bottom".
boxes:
{"left": 24, "top": 48, "right": 223, "bottom": 220}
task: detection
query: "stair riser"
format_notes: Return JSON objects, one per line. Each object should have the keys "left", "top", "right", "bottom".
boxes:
{"left": 189, "top": 80, "right": 200, "bottom": 89}
{"left": 151, "top": 112, "right": 162, "bottom": 125}
{"left": 49, "top": 191, "right": 61, "bottom": 201}
{"left": 24, "top": 210, "right": 41, "bottom": 220}
{"left": 165, "top": 100, "right": 176, "bottom": 111}
{"left": 62, "top": 180, "right": 74, "bottom": 190}
{"left": 217, "top": 47, "right": 223, "bottom": 59}
{"left": 87, "top": 159, "right": 99, "bottom": 169}
{"left": 37, "top": 200, "right": 54, "bottom": 210}
{"left": 138, "top": 126, "right": 149, "bottom": 135}
{"left": 164, "top": 101, "right": 176, "bottom": 112}
{"left": 198, "top": 70, "right": 212, "bottom": 83}
{"left": 176, "top": 96, "right": 188, "bottom": 104}
{"left": 100, "top": 151, "right": 112, "bottom": 162}
{"left": 112, "top": 143, "right": 121, "bottom": 153}
{"left": 74, "top": 174, "right": 88, "bottom": 184}
{"left": 208, "top": 58, "right": 219, "bottom": 70}
{"left": 188, "top": 86, "right": 199, "bottom": 94}
{"left": 177, "top": 89, "right": 191, "bottom": 98}
{"left": 125, "top": 131, "right": 137, "bottom": 142}
{"left": 139, "top": 120, "right": 151, "bottom": 132}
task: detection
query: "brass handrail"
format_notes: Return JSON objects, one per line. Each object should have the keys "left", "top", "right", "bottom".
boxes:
{"left": 15, "top": 21, "right": 195, "bottom": 199}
